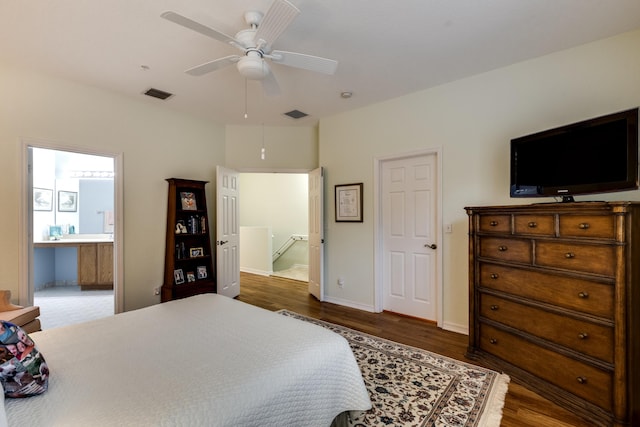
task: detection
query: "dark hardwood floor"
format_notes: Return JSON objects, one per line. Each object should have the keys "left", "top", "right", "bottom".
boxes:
{"left": 237, "top": 272, "right": 592, "bottom": 427}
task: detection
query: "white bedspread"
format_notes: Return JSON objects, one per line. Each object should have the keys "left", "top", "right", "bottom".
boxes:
{"left": 5, "top": 294, "right": 371, "bottom": 426}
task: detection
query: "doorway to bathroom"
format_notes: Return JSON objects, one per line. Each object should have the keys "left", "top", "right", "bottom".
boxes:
{"left": 28, "top": 146, "right": 117, "bottom": 329}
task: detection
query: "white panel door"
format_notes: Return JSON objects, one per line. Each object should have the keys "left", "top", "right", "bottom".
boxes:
{"left": 216, "top": 166, "right": 240, "bottom": 298}
{"left": 308, "top": 167, "right": 324, "bottom": 300}
{"left": 382, "top": 154, "right": 437, "bottom": 320}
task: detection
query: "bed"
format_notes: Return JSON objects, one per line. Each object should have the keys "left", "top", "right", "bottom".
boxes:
{"left": 1, "top": 294, "right": 371, "bottom": 426}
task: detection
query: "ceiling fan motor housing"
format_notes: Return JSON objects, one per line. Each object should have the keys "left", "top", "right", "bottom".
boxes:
{"left": 237, "top": 51, "right": 269, "bottom": 79}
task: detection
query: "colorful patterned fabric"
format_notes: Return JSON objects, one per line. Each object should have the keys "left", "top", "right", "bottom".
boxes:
{"left": 0, "top": 321, "right": 48, "bottom": 397}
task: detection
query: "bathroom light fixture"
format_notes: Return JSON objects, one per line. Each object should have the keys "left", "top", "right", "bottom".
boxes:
{"left": 70, "top": 171, "right": 115, "bottom": 178}
{"left": 340, "top": 91, "right": 353, "bottom": 99}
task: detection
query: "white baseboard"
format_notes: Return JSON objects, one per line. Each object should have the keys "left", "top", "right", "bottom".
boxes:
{"left": 325, "top": 295, "right": 469, "bottom": 335}
{"left": 442, "top": 321, "right": 468, "bottom": 335}
{"left": 323, "top": 295, "right": 375, "bottom": 312}
{"left": 240, "top": 267, "right": 272, "bottom": 277}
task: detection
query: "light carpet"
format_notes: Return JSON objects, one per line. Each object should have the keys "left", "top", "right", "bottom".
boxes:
{"left": 34, "top": 286, "right": 114, "bottom": 329}
{"left": 278, "top": 310, "right": 509, "bottom": 427}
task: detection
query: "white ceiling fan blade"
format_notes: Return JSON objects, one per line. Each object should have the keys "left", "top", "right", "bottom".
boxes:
{"left": 186, "top": 55, "right": 240, "bottom": 76}
{"left": 253, "top": 0, "right": 300, "bottom": 49}
{"left": 161, "top": 11, "right": 240, "bottom": 47}
{"left": 269, "top": 50, "right": 338, "bottom": 75}
{"left": 261, "top": 69, "right": 281, "bottom": 97}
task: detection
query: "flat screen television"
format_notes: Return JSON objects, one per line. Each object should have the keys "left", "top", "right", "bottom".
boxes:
{"left": 510, "top": 108, "right": 639, "bottom": 202}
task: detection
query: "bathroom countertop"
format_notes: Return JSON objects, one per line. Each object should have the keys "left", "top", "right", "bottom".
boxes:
{"left": 34, "top": 235, "right": 113, "bottom": 247}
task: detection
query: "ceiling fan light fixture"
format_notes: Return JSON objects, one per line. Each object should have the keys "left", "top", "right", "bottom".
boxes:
{"left": 237, "top": 54, "right": 269, "bottom": 80}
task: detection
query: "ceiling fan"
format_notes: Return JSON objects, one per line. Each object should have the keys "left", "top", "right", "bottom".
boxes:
{"left": 161, "top": 0, "right": 338, "bottom": 96}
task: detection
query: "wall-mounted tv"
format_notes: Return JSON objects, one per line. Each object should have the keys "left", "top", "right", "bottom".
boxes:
{"left": 510, "top": 108, "right": 639, "bottom": 202}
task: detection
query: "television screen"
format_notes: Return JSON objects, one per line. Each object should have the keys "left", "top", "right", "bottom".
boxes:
{"left": 510, "top": 108, "right": 638, "bottom": 201}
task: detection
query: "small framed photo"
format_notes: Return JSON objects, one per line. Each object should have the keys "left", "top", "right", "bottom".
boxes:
{"left": 33, "top": 188, "right": 53, "bottom": 211}
{"left": 180, "top": 192, "right": 197, "bottom": 210}
{"left": 335, "top": 183, "right": 363, "bottom": 222}
{"left": 190, "top": 247, "right": 203, "bottom": 258}
{"left": 197, "top": 265, "right": 208, "bottom": 279}
{"left": 174, "top": 269, "right": 185, "bottom": 285}
{"left": 58, "top": 190, "right": 78, "bottom": 212}
{"left": 186, "top": 271, "right": 196, "bottom": 282}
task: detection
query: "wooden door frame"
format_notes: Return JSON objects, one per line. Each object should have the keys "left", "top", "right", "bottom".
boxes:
{"left": 373, "top": 147, "right": 443, "bottom": 327}
{"left": 19, "top": 139, "right": 123, "bottom": 313}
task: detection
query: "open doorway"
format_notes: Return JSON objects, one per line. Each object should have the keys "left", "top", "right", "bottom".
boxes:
{"left": 238, "top": 172, "right": 309, "bottom": 282}
{"left": 28, "top": 146, "right": 116, "bottom": 329}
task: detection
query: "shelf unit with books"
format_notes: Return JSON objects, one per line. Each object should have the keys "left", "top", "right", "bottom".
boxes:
{"left": 161, "top": 178, "right": 215, "bottom": 302}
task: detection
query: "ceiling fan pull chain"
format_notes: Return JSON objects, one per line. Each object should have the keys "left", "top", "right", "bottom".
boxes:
{"left": 244, "top": 78, "right": 248, "bottom": 119}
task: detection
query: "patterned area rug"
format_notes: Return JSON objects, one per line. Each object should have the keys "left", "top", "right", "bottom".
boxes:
{"left": 278, "top": 310, "right": 509, "bottom": 427}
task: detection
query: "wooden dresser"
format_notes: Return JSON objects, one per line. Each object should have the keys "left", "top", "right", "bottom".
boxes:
{"left": 465, "top": 202, "right": 639, "bottom": 427}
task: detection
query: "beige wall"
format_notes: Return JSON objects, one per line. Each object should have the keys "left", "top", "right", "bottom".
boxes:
{"left": 2, "top": 29, "right": 640, "bottom": 331}
{"left": 225, "top": 125, "right": 317, "bottom": 171}
{"left": 0, "top": 63, "right": 225, "bottom": 311}
{"left": 239, "top": 173, "right": 308, "bottom": 249}
{"left": 319, "top": 29, "right": 640, "bottom": 331}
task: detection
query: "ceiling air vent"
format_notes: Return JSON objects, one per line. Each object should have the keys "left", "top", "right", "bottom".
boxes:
{"left": 144, "top": 88, "right": 173, "bottom": 100}
{"left": 284, "top": 109, "right": 308, "bottom": 119}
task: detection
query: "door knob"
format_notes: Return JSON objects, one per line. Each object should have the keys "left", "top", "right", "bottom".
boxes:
{"left": 425, "top": 243, "right": 437, "bottom": 250}
{"left": 217, "top": 240, "right": 228, "bottom": 245}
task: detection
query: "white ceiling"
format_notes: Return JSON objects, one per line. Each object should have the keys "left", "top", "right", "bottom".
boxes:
{"left": 2, "top": 1, "right": 640, "bottom": 127}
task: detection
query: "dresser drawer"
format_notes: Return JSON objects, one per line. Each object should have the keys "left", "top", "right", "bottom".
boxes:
{"left": 479, "top": 237, "right": 531, "bottom": 263}
{"left": 480, "top": 323, "right": 612, "bottom": 411}
{"left": 514, "top": 214, "right": 555, "bottom": 236}
{"left": 535, "top": 241, "right": 616, "bottom": 276}
{"left": 480, "top": 293, "right": 613, "bottom": 363}
{"left": 479, "top": 264, "right": 614, "bottom": 319}
{"left": 559, "top": 215, "right": 615, "bottom": 239}
{"left": 478, "top": 215, "right": 511, "bottom": 233}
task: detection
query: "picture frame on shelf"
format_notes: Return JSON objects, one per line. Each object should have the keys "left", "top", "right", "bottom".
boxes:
{"left": 190, "top": 247, "right": 203, "bottom": 258}
{"left": 197, "top": 265, "right": 207, "bottom": 279}
{"left": 33, "top": 188, "right": 53, "bottom": 211}
{"left": 180, "top": 192, "right": 197, "bottom": 210}
{"left": 58, "top": 190, "right": 78, "bottom": 212}
{"left": 186, "top": 271, "right": 196, "bottom": 282}
{"left": 174, "top": 269, "right": 185, "bottom": 285}
{"left": 335, "top": 183, "right": 363, "bottom": 222}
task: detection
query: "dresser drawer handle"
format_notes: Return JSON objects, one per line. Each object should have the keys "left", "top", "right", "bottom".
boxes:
{"left": 489, "top": 338, "right": 498, "bottom": 345}
{"left": 490, "top": 221, "right": 499, "bottom": 226}
{"left": 578, "top": 291, "right": 589, "bottom": 299}
{"left": 578, "top": 332, "right": 589, "bottom": 340}
{"left": 565, "top": 252, "right": 575, "bottom": 259}
{"left": 490, "top": 305, "right": 499, "bottom": 311}
{"left": 578, "top": 223, "right": 590, "bottom": 230}
{"left": 577, "top": 376, "right": 588, "bottom": 384}
{"left": 528, "top": 221, "right": 537, "bottom": 228}
{"left": 490, "top": 273, "right": 499, "bottom": 279}
{"left": 498, "top": 246, "right": 508, "bottom": 252}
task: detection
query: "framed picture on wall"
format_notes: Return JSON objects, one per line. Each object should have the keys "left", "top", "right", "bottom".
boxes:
{"left": 33, "top": 188, "right": 53, "bottom": 211}
{"left": 335, "top": 183, "right": 363, "bottom": 222}
{"left": 58, "top": 190, "right": 78, "bottom": 212}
